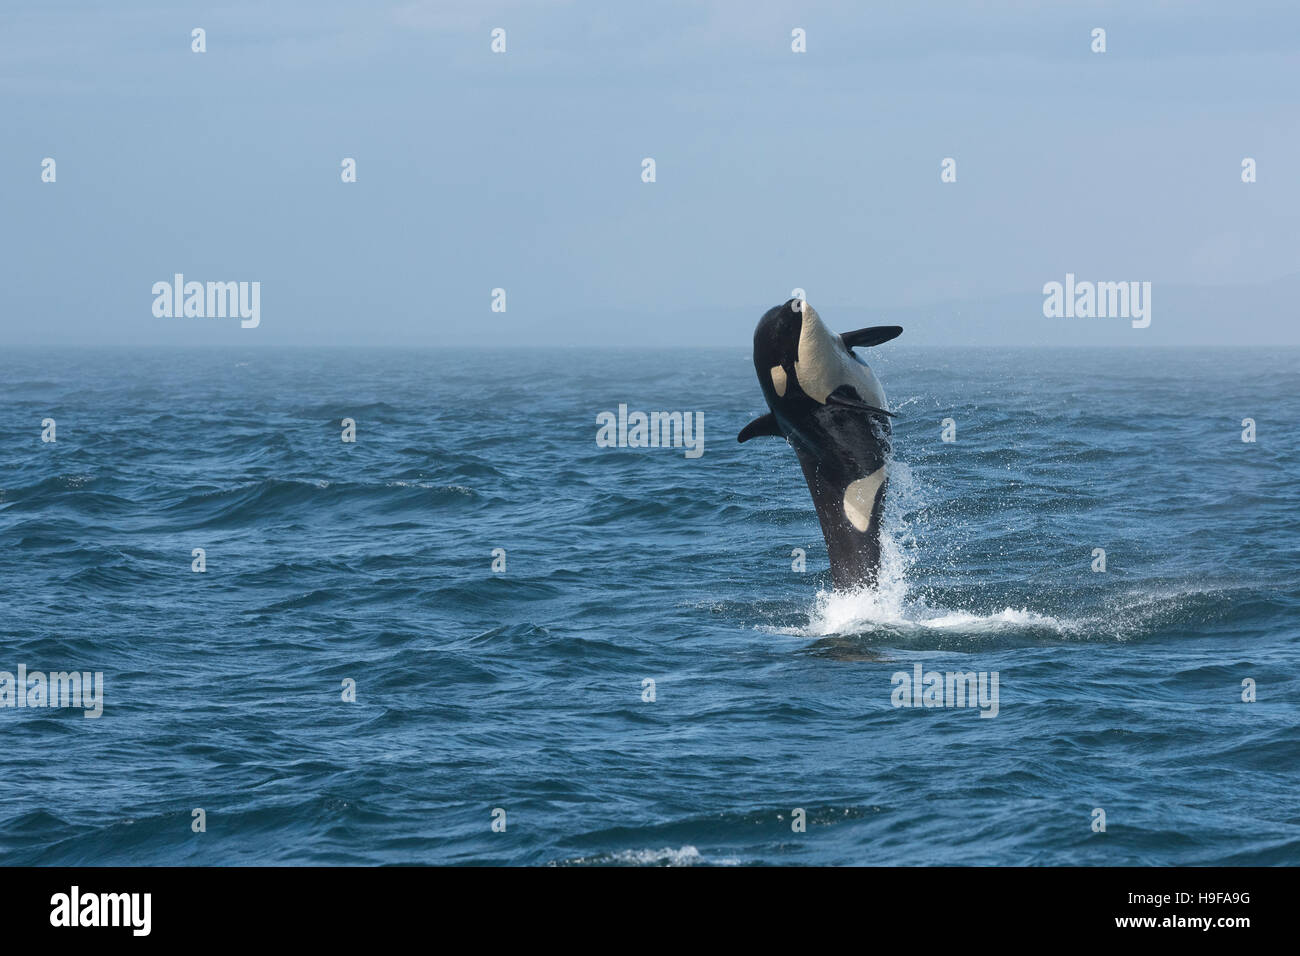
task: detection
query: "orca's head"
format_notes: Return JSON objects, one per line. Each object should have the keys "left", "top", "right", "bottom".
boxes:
{"left": 753, "top": 298, "right": 842, "bottom": 405}
{"left": 753, "top": 298, "right": 895, "bottom": 422}
{"left": 753, "top": 298, "right": 807, "bottom": 367}
{"left": 753, "top": 298, "right": 802, "bottom": 403}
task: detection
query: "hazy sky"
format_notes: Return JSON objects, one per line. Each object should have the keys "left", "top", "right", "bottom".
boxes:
{"left": 4, "top": 1, "right": 1298, "bottom": 347}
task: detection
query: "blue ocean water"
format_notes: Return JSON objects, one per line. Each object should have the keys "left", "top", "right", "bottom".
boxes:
{"left": 0, "top": 346, "right": 1296, "bottom": 866}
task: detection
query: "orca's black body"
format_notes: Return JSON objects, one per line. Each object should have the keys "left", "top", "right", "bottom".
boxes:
{"left": 738, "top": 299, "right": 901, "bottom": 590}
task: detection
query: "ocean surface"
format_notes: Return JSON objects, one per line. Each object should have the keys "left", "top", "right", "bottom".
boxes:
{"left": 0, "top": 346, "right": 1296, "bottom": 866}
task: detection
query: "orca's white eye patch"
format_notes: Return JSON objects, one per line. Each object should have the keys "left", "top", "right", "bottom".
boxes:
{"left": 843, "top": 467, "right": 886, "bottom": 532}
{"left": 770, "top": 365, "right": 788, "bottom": 396}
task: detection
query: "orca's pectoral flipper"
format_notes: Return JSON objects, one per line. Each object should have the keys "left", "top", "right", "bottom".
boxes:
{"left": 738, "top": 412, "right": 784, "bottom": 443}
{"left": 825, "top": 387, "right": 896, "bottom": 420}
{"left": 841, "top": 325, "right": 902, "bottom": 349}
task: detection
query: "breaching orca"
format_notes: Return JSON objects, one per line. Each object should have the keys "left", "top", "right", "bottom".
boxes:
{"left": 738, "top": 299, "right": 902, "bottom": 590}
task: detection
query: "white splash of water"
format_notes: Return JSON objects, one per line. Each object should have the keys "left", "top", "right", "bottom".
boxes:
{"left": 777, "top": 458, "right": 1075, "bottom": 638}
{"left": 791, "top": 588, "right": 1070, "bottom": 637}
{"left": 559, "top": 845, "right": 741, "bottom": 866}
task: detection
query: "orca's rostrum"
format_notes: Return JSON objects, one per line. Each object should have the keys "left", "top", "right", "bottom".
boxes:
{"left": 738, "top": 299, "right": 902, "bottom": 590}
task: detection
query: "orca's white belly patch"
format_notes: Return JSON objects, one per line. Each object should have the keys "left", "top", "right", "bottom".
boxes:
{"left": 794, "top": 307, "right": 887, "bottom": 408}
